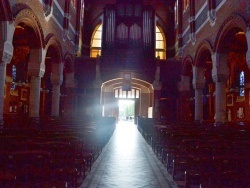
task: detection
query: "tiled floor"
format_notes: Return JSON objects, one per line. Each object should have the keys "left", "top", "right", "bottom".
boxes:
{"left": 80, "top": 121, "right": 180, "bottom": 188}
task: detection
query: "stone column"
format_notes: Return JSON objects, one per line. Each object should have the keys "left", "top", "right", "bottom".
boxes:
{"left": 245, "top": 82, "right": 250, "bottom": 121}
{"left": 50, "top": 73, "right": 63, "bottom": 117}
{"left": 193, "top": 66, "right": 205, "bottom": 122}
{"left": 212, "top": 53, "right": 229, "bottom": 123}
{"left": 0, "top": 62, "right": 7, "bottom": 125}
{"left": 152, "top": 60, "right": 162, "bottom": 118}
{"left": 0, "top": 25, "right": 14, "bottom": 125}
{"left": 29, "top": 70, "right": 44, "bottom": 117}
{"left": 246, "top": 27, "right": 250, "bottom": 69}
{"left": 93, "top": 56, "right": 102, "bottom": 117}
{"left": 63, "top": 72, "right": 76, "bottom": 117}
{"left": 177, "top": 75, "right": 190, "bottom": 121}
{"left": 194, "top": 88, "right": 203, "bottom": 121}
{"left": 214, "top": 80, "right": 227, "bottom": 123}
{"left": 51, "top": 85, "right": 60, "bottom": 117}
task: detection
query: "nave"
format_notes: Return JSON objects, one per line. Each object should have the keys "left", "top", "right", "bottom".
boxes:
{"left": 81, "top": 121, "right": 179, "bottom": 188}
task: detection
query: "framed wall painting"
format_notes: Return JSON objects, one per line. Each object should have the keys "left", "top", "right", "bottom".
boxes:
{"left": 21, "top": 88, "right": 28, "bottom": 101}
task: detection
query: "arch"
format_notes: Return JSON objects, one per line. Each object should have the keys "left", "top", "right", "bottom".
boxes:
{"left": 182, "top": 55, "right": 193, "bottom": 76}
{"left": 194, "top": 40, "right": 213, "bottom": 67}
{"left": 86, "top": 15, "right": 103, "bottom": 48}
{"left": 214, "top": 13, "right": 248, "bottom": 53}
{"left": 64, "top": 52, "right": 75, "bottom": 73}
{"left": 45, "top": 35, "right": 63, "bottom": 64}
{"left": 14, "top": 8, "right": 45, "bottom": 49}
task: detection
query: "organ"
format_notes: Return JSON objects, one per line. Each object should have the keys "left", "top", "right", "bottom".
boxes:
{"left": 101, "top": 0, "right": 156, "bottom": 69}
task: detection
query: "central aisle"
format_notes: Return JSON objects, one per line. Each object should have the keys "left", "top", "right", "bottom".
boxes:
{"left": 81, "top": 121, "right": 179, "bottom": 188}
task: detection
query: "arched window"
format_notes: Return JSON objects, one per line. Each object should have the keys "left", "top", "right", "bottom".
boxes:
{"left": 90, "top": 24, "right": 102, "bottom": 58}
{"left": 155, "top": 26, "right": 166, "bottom": 59}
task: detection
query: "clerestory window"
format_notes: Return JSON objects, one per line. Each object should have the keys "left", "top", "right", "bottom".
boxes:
{"left": 155, "top": 26, "right": 166, "bottom": 59}
{"left": 90, "top": 24, "right": 102, "bottom": 58}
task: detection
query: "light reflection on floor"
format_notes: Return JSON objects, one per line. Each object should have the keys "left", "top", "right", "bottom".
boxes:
{"left": 81, "top": 121, "right": 179, "bottom": 188}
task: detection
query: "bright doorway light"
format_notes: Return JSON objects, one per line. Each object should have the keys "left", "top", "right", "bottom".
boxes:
{"left": 119, "top": 100, "right": 135, "bottom": 122}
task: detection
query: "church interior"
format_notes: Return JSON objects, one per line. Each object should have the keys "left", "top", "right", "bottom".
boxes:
{"left": 0, "top": 0, "right": 250, "bottom": 187}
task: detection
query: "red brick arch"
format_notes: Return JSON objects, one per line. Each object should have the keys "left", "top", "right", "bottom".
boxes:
{"left": 214, "top": 13, "right": 247, "bottom": 54}
{"left": 64, "top": 52, "right": 75, "bottom": 73}
{"left": 182, "top": 55, "right": 193, "bottom": 76}
{"left": 194, "top": 40, "right": 213, "bottom": 67}
{"left": 45, "top": 35, "right": 63, "bottom": 65}
{"left": 14, "top": 8, "right": 45, "bottom": 49}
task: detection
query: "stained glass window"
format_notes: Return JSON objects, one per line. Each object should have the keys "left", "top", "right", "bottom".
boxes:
{"left": 11, "top": 65, "right": 17, "bottom": 90}
{"left": 239, "top": 71, "right": 244, "bottom": 96}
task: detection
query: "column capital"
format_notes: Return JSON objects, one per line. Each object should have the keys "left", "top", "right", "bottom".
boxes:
{"left": 2, "top": 41, "right": 14, "bottom": 64}
{"left": 211, "top": 52, "right": 229, "bottom": 82}
{"left": 93, "top": 79, "right": 102, "bottom": 88}
{"left": 50, "top": 73, "right": 63, "bottom": 85}
{"left": 65, "top": 72, "right": 75, "bottom": 88}
{"left": 93, "top": 59, "right": 102, "bottom": 88}
{"left": 152, "top": 81, "right": 162, "bottom": 90}
{"left": 244, "top": 82, "right": 250, "bottom": 89}
{"left": 153, "top": 65, "right": 162, "bottom": 90}
{"left": 178, "top": 75, "right": 190, "bottom": 91}
{"left": 212, "top": 74, "right": 229, "bottom": 83}
{"left": 192, "top": 66, "right": 205, "bottom": 89}
{"left": 193, "top": 83, "right": 205, "bottom": 89}
{"left": 28, "top": 69, "right": 45, "bottom": 77}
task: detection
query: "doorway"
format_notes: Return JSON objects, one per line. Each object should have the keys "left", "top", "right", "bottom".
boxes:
{"left": 118, "top": 100, "right": 135, "bottom": 122}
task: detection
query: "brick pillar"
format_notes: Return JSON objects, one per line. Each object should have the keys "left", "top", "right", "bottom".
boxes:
{"left": 93, "top": 56, "right": 102, "bottom": 117}
{"left": 28, "top": 48, "right": 46, "bottom": 119}
{"left": 153, "top": 60, "right": 162, "bottom": 118}
{"left": 212, "top": 53, "right": 229, "bottom": 124}
{"left": 0, "top": 24, "right": 14, "bottom": 125}
{"left": 194, "top": 88, "right": 204, "bottom": 121}
{"left": 0, "top": 62, "right": 7, "bottom": 125}
{"left": 214, "top": 80, "right": 227, "bottom": 123}
{"left": 244, "top": 82, "right": 250, "bottom": 121}
{"left": 28, "top": 69, "right": 44, "bottom": 117}
{"left": 50, "top": 73, "right": 63, "bottom": 117}
{"left": 245, "top": 27, "right": 250, "bottom": 69}
{"left": 63, "top": 72, "right": 76, "bottom": 118}
{"left": 193, "top": 66, "right": 205, "bottom": 122}
{"left": 177, "top": 75, "right": 190, "bottom": 121}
